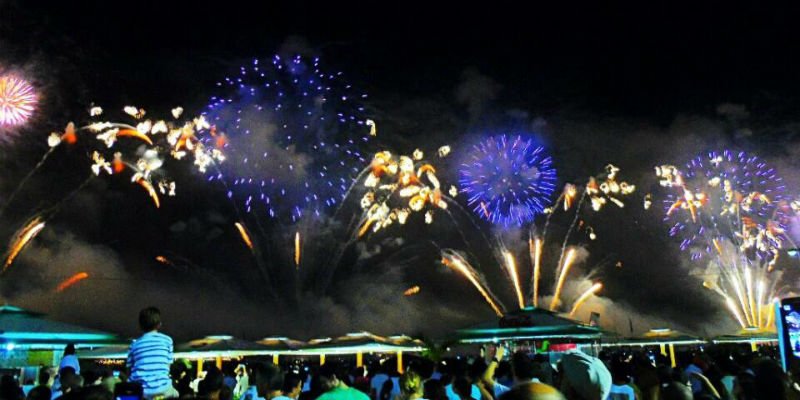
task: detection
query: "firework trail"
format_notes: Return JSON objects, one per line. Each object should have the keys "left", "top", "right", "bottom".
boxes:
{"left": 437, "top": 164, "right": 633, "bottom": 317}
{"left": 2, "top": 216, "right": 45, "bottom": 272}
{"left": 550, "top": 248, "right": 578, "bottom": 310}
{"left": 234, "top": 222, "right": 254, "bottom": 249}
{"left": 530, "top": 237, "right": 543, "bottom": 307}
{"left": 403, "top": 285, "right": 420, "bottom": 296}
{"left": 441, "top": 249, "right": 505, "bottom": 317}
{"left": 294, "top": 231, "right": 301, "bottom": 267}
{"left": 503, "top": 250, "right": 525, "bottom": 309}
{"left": 530, "top": 164, "right": 634, "bottom": 312}
{"left": 55, "top": 272, "right": 89, "bottom": 292}
{"left": 569, "top": 282, "right": 603, "bottom": 316}
{"left": 0, "top": 75, "right": 37, "bottom": 127}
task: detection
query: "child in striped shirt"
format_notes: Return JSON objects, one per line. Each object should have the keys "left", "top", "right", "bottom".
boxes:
{"left": 127, "top": 307, "right": 179, "bottom": 399}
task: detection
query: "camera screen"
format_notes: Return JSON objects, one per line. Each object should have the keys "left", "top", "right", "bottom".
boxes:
{"left": 777, "top": 298, "right": 800, "bottom": 370}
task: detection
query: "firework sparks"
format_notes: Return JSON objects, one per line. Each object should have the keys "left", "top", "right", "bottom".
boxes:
{"left": 655, "top": 151, "right": 791, "bottom": 329}
{"left": 657, "top": 151, "right": 786, "bottom": 264}
{"left": 358, "top": 149, "right": 449, "bottom": 237}
{"left": 459, "top": 134, "right": 557, "bottom": 226}
{"left": 204, "top": 55, "right": 370, "bottom": 221}
{"left": 441, "top": 250, "right": 504, "bottom": 317}
{"left": 585, "top": 164, "right": 636, "bottom": 211}
{"left": 135, "top": 178, "right": 160, "bottom": 208}
{"left": 0, "top": 75, "right": 37, "bottom": 126}
{"left": 503, "top": 251, "right": 525, "bottom": 309}
{"left": 155, "top": 255, "right": 173, "bottom": 265}
{"left": 403, "top": 286, "right": 420, "bottom": 296}
{"left": 294, "top": 232, "right": 301, "bottom": 267}
{"left": 530, "top": 237, "right": 543, "bottom": 307}
{"left": 56, "top": 272, "right": 89, "bottom": 292}
{"left": 56, "top": 272, "right": 89, "bottom": 293}
{"left": 569, "top": 282, "right": 602, "bottom": 316}
{"left": 234, "top": 223, "right": 253, "bottom": 249}
{"left": 550, "top": 248, "right": 577, "bottom": 311}
{"left": 3, "top": 217, "right": 45, "bottom": 272}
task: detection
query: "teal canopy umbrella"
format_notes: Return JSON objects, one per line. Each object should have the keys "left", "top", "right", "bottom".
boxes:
{"left": 455, "top": 307, "right": 603, "bottom": 344}
{"left": 0, "top": 305, "right": 125, "bottom": 349}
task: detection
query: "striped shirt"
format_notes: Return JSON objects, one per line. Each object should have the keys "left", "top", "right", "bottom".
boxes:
{"left": 127, "top": 331, "right": 174, "bottom": 396}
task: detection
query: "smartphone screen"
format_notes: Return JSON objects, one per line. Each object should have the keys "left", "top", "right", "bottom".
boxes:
{"left": 776, "top": 297, "right": 800, "bottom": 371}
{"left": 116, "top": 396, "right": 140, "bottom": 400}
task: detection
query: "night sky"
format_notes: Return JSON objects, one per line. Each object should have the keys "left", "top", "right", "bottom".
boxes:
{"left": 1, "top": 1, "right": 800, "bottom": 341}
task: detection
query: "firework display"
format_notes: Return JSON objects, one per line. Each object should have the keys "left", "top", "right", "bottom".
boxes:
{"left": 656, "top": 151, "right": 793, "bottom": 329}
{"left": 660, "top": 150, "right": 786, "bottom": 264}
{"left": 442, "top": 165, "right": 634, "bottom": 318}
{"left": 204, "top": 55, "right": 371, "bottom": 222}
{"left": 0, "top": 106, "right": 223, "bottom": 273}
{"left": 0, "top": 75, "right": 37, "bottom": 127}
{"left": 2, "top": 33, "right": 795, "bottom": 345}
{"left": 459, "top": 134, "right": 557, "bottom": 227}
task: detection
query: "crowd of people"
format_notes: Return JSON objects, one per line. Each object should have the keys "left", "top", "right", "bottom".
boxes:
{"left": 0, "top": 307, "right": 798, "bottom": 400}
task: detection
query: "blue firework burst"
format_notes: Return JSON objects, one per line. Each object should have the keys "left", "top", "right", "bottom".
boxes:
{"left": 203, "top": 55, "right": 370, "bottom": 222}
{"left": 459, "top": 134, "right": 557, "bottom": 226}
{"left": 663, "top": 149, "right": 786, "bottom": 260}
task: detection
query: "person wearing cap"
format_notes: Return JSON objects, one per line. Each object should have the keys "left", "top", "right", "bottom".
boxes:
{"left": 558, "top": 351, "right": 611, "bottom": 400}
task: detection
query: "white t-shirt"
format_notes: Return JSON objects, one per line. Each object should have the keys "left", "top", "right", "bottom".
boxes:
{"left": 606, "top": 384, "right": 635, "bottom": 400}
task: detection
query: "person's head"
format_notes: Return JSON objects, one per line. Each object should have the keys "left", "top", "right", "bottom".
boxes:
{"left": 282, "top": 372, "right": 303, "bottom": 399}
{"left": 512, "top": 351, "right": 536, "bottom": 382}
{"left": 138, "top": 307, "right": 161, "bottom": 332}
{"left": 659, "top": 382, "right": 692, "bottom": 400}
{"left": 498, "top": 382, "right": 565, "bottom": 400}
{"left": 199, "top": 366, "right": 225, "bottom": 397}
{"left": 609, "top": 361, "right": 630, "bottom": 385}
{"left": 59, "top": 370, "right": 83, "bottom": 393}
{"left": 317, "top": 363, "right": 342, "bottom": 392}
{"left": 423, "top": 379, "right": 446, "bottom": 400}
{"left": 64, "top": 344, "right": 76, "bottom": 356}
{"left": 27, "top": 385, "right": 51, "bottom": 400}
{"left": 754, "top": 358, "right": 787, "bottom": 400}
{"left": 59, "top": 367, "right": 76, "bottom": 379}
{"left": 399, "top": 370, "right": 423, "bottom": 398}
{"left": 452, "top": 376, "right": 472, "bottom": 400}
{"left": 250, "top": 362, "right": 284, "bottom": 398}
{"left": 468, "top": 359, "right": 487, "bottom": 382}
{"left": 734, "top": 371, "right": 756, "bottom": 400}
{"left": 37, "top": 369, "right": 50, "bottom": 386}
{"left": 0, "top": 374, "right": 17, "bottom": 388}
{"left": 81, "top": 385, "right": 113, "bottom": 400}
{"left": 559, "top": 351, "right": 611, "bottom": 400}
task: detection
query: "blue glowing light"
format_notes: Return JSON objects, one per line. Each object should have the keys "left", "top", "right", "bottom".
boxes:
{"left": 204, "top": 55, "right": 370, "bottom": 222}
{"left": 459, "top": 134, "right": 557, "bottom": 226}
{"left": 663, "top": 150, "right": 786, "bottom": 261}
